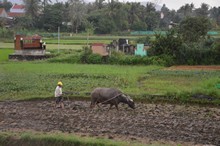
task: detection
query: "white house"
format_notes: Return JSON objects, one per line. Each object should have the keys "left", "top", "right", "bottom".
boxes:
{"left": 8, "top": 4, "right": 25, "bottom": 18}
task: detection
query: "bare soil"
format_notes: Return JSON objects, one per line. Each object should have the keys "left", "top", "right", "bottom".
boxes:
{"left": 166, "top": 65, "right": 220, "bottom": 71}
{"left": 0, "top": 100, "right": 219, "bottom": 146}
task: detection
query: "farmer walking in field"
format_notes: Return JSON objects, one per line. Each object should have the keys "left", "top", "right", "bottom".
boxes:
{"left": 55, "top": 81, "right": 64, "bottom": 109}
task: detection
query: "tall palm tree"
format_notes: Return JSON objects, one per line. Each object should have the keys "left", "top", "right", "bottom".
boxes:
{"left": 68, "top": 0, "right": 87, "bottom": 33}
{"left": 177, "top": 3, "right": 194, "bottom": 17}
{"left": 195, "top": 3, "right": 209, "bottom": 17}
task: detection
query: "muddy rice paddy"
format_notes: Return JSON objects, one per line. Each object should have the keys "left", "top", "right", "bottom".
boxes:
{"left": 0, "top": 99, "right": 219, "bottom": 145}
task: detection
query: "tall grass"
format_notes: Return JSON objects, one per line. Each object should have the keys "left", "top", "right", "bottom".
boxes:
{"left": 0, "top": 48, "right": 13, "bottom": 62}
{"left": 0, "top": 132, "right": 165, "bottom": 146}
{"left": 0, "top": 62, "right": 162, "bottom": 100}
{"left": 0, "top": 62, "right": 219, "bottom": 104}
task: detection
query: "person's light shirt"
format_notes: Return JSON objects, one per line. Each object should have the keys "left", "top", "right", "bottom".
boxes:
{"left": 55, "top": 86, "right": 62, "bottom": 97}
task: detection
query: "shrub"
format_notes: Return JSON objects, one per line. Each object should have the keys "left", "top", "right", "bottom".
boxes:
{"left": 108, "top": 55, "right": 146, "bottom": 65}
{"left": 211, "top": 40, "right": 220, "bottom": 64}
{"left": 142, "top": 57, "right": 153, "bottom": 65}
{"left": 175, "top": 43, "right": 219, "bottom": 65}
{"left": 149, "top": 29, "right": 183, "bottom": 56}
{"left": 87, "top": 54, "right": 103, "bottom": 64}
{"left": 147, "top": 55, "right": 174, "bottom": 66}
{"left": 80, "top": 46, "right": 92, "bottom": 63}
{"left": 0, "top": 27, "right": 14, "bottom": 39}
{"left": 47, "top": 54, "right": 81, "bottom": 63}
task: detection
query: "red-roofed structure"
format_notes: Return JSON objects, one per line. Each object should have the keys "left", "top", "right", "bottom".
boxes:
{"left": 8, "top": 4, "right": 25, "bottom": 18}
{"left": 12, "top": 4, "right": 25, "bottom": 9}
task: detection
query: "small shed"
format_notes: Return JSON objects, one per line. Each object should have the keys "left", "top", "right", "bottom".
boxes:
{"left": 91, "top": 43, "right": 109, "bottom": 56}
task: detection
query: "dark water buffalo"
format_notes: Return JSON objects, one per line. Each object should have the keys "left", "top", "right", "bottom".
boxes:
{"left": 90, "top": 87, "right": 135, "bottom": 110}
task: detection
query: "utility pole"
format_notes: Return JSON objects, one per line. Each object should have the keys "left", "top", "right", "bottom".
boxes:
{"left": 58, "top": 26, "right": 60, "bottom": 53}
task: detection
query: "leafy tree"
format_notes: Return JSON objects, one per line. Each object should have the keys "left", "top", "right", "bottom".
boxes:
{"left": 159, "top": 4, "right": 171, "bottom": 29}
{"left": 96, "top": 16, "right": 116, "bottom": 34}
{"left": 23, "top": 0, "right": 41, "bottom": 28}
{"left": 145, "top": 2, "right": 160, "bottom": 30}
{"left": 125, "top": 2, "right": 147, "bottom": 31}
{"left": 178, "top": 16, "right": 211, "bottom": 42}
{"left": 131, "top": 21, "right": 147, "bottom": 31}
{"left": 87, "top": 9, "right": 101, "bottom": 23}
{"left": 69, "top": 0, "right": 87, "bottom": 33}
{"left": 177, "top": 3, "right": 194, "bottom": 18}
{"left": 149, "top": 29, "right": 183, "bottom": 56}
{"left": 13, "top": 16, "right": 34, "bottom": 29}
{"left": 38, "top": 3, "right": 64, "bottom": 31}
{"left": 113, "top": 3, "right": 129, "bottom": 31}
{"left": 145, "top": 2, "right": 156, "bottom": 13}
{"left": 127, "top": 2, "right": 144, "bottom": 26}
{"left": 210, "top": 6, "right": 220, "bottom": 26}
{"left": 6, "top": 0, "right": 218, "bottom": 35}
{"left": 41, "top": 0, "right": 51, "bottom": 9}
{"left": 59, "top": 2, "right": 71, "bottom": 31}
{"left": 166, "top": 10, "right": 182, "bottom": 26}
{"left": 195, "top": 3, "right": 209, "bottom": 17}
{"left": 23, "top": 0, "right": 40, "bottom": 19}
{"left": 94, "top": 0, "right": 105, "bottom": 9}
{"left": 145, "top": 11, "right": 160, "bottom": 30}
{"left": 0, "top": 0, "right": 12, "bottom": 12}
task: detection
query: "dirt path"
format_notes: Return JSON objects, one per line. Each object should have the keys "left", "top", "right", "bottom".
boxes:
{"left": 0, "top": 100, "right": 219, "bottom": 145}
{"left": 166, "top": 65, "right": 220, "bottom": 71}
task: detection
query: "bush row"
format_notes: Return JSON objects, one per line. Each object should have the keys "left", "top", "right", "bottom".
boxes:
{"left": 47, "top": 48, "right": 174, "bottom": 66}
{"left": 47, "top": 35, "right": 220, "bottom": 66}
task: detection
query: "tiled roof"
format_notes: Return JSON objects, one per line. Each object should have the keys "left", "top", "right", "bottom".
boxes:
{"left": 12, "top": 4, "right": 25, "bottom": 9}
{"left": 8, "top": 12, "right": 24, "bottom": 17}
{"left": 9, "top": 4, "right": 25, "bottom": 17}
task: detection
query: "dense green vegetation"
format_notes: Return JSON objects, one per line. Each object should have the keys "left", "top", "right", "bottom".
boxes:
{"left": 0, "top": 62, "right": 219, "bottom": 105}
{"left": 1, "top": 0, "right": 219, "bottom": 34}
{"left": 0, "top": 48, "right": 13, "bottom": 62}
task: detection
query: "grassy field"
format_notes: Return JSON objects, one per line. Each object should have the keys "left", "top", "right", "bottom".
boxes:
{"left": 0, "top": 42, "right": 83, "bottom": 50}
{"left": 0, "top": 132, "right": 166, "bottom": 146}
{"left": 0, "top": 42, "right": 13, "bottom": 49}
{"left": 0, "top": 48, "right": 13, "bottom": 62}
{"left": 0, "top": 41, "right": 219, "bottom": 104}
{"left": 0, "top": 62, "right": 219, "bottom": 104}
{"left": 45, "top": 38, "right": 111, "bottom": 45}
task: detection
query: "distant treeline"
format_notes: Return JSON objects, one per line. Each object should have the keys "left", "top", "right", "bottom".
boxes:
{"left": 0, "top": 0, "right": 220, "bottom": 34}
